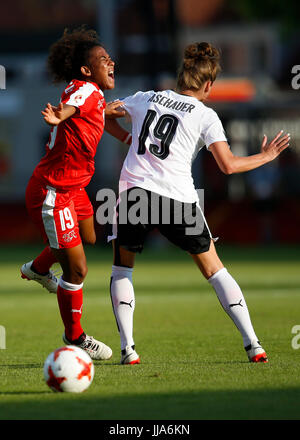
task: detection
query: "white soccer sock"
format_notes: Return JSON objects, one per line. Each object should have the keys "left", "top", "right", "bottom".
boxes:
{"left": 208, "top": 268, "right": 258, "bottom": 347}
{"left": 110, "top": 265, "right": 135, "bottom": 351}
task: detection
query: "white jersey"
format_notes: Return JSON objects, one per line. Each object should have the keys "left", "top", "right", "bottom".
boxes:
{"left": 119, "top": 89, "right": 227, "bottom": 203}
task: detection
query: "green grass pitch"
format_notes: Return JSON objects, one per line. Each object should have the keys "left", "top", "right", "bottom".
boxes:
{"left": 0, "top": 243, "right": 300, "bottom": 420}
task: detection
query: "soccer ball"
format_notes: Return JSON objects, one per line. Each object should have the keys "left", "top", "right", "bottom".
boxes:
{"left": 43, "top": 345, "right": 94, "bottom": 393}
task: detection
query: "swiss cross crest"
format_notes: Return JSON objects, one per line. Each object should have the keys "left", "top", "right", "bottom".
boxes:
{"left": 98, "top": 98, "right": 105, "bottom": 109}
{"left": 62, "top": 230, "right": 77, "bottom": 243}
{"left": 74, "top": 94, "right": 83, "bottom": 103}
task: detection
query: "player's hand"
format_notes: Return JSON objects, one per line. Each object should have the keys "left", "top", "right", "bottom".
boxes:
{"left": 41, "top": 102, "right": 64, "bottom": 126}
{"left": 261, "top": 130, "right": 290, "bottom": 160}
{"left": 105, "top": 100, "right": 126, "bottom": 119}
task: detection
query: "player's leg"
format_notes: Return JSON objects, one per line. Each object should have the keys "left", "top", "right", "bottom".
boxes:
{"left": 110, "top": 239, "right": 140, "bottom": 364}
{"left": 51, "top": 188, "right": 104, "bottom": 353}
{"left": 21, "top": 177, "right": 59, "bottom": 293}
{"left": 79, "top": 216, "right": 96, "bottom": 245}
{"left": 21, "top": 246, "right": 59, "bottom": 293}
{"left": 30, "top": 246, "right": 58, "bottom": 274}
{"left": 51, "top": 244, "right": 87, "bottom": 341}
{"left": 159, "top": 198, "right": 267, "bottom": 363}
{"left": 24, "top": 180, "right": 111, "bottom": 360}
{"left": 51, "top": 243, "right": 112, "bottom": 361}
{"left": 190, "top": 240, "right": 268, "bottom": 363}
{"left": 54, "top": 189, "right": 111, "bottom": 360}
{"left": 108, "top": 188, "right": 151, "bottom": 364}
{"left": 76, "top": 188, "right": 96, "bottom": 245}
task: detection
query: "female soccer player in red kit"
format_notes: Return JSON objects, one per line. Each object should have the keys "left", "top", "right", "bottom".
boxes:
{"left": 21, "top": 27, "right": 128, "bottom": 360}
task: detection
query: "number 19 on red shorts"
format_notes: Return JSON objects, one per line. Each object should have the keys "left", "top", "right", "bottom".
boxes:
{"left": 38, "top": 187, "right": 82, "bottom": 249}
{"left": 58, "top": 207, "right": 78, "bottom": 244}
{"left": 43, "top": 190, "right": 82, "bottom": 249}
{"left": 26, "top": 177, "right": 89, "bottom": 249}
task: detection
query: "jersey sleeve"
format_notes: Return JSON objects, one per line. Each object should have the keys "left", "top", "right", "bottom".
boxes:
{"left": 200, "top": 108, "right": 228, "bottom": 150}
{"left": 62, "top": 82, "right": 103, "bottom": 117}
{"left": 121, "top": 91, "right": 154, "bottom": 117}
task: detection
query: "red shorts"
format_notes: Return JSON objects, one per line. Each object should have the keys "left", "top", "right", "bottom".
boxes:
{"left": 26, "top": 176, "right": 94, "bottom": 249}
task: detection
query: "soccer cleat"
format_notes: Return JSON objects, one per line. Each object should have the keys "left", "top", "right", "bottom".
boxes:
{"left": 245, "top": 340, "right": 268, "bottom": 363}
{"left": 121, "top": 345, "right": 140, "bottom": 365}
{"left": 21, "top": 260, "right": 58, "bottom": 294}
{"left": 63, "top": 333, "right": 112, "bottom": 361}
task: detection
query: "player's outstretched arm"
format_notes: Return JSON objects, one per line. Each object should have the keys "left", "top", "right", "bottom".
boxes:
{"left": 41, "top": 102, "right": 76, "bottom": 126}
{"left": 210, "top": 130, "right": 290, "bottom": 174}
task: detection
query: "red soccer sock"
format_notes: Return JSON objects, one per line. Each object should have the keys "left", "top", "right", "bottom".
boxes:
{"left": 57, "top": 279, "right": 84, "bottom": 342}
{"left": 32, "top": 246, "right": 57, "bottom": 274}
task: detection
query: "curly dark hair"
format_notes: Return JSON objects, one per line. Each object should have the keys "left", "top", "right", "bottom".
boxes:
{"left": 47, "top": 26, "right": 103, "bottom": 83}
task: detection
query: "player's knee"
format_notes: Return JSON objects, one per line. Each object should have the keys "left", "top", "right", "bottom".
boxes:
{"left": 81, "top": 229, "right": 96, "bottom": 245}
{"left": 83, "top": 235, "right": 96, "bottom": 245}
{"left": 204, "top": 266, "right": 224, "bottom": 280}
{"left": 203, "top": 269, "right": 216, "bottom": 280}
{"left": 90, "top": 235, "right": 96, "bottom": 245}
{"left": 64, "top": 262, "right": 88, "bottom": 284}
{"left": 75, "top": 263, "right": 88, "bottom": 281}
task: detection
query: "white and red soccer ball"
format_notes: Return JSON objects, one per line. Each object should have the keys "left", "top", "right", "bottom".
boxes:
{"left": 44, "top": 346, "right": 94, "bottom": 393}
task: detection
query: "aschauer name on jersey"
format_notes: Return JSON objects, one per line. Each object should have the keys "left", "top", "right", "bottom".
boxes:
{"left": 148, "top": 93, "right": 196, "bottom": 113}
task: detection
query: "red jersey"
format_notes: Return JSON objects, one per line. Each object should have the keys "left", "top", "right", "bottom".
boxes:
{"left": 33, "top": 79, "right": 106, "bottom": 190}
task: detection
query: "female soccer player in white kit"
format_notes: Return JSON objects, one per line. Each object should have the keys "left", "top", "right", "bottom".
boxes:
{"left": 105, "top": 42, "right": 290, "bottom": 364}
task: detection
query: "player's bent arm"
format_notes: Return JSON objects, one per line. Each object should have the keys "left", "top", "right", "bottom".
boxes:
{"left": 210, "top": 131, "right": 290, "bottom": 174}
{"left": 41, "top": 103, "right": 76, "bottom": 126}
{"left": 105, "top": 118, "right": 132, "bottom": 145}
{"left": 58, "top": 104, "right": 77, "bottom": 120}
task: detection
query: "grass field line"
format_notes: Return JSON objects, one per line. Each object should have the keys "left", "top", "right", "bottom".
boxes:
{"left": 0, "top": 288, "right": 299, "bottom": 312}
